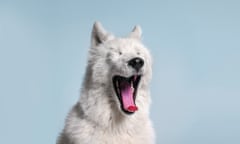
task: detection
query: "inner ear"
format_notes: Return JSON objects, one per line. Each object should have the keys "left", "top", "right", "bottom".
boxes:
{"left": 128, "top": 25, "right": 142, "bottom": 40}
{"left": 94, "top": 33, "right": 102, "bottom": 45}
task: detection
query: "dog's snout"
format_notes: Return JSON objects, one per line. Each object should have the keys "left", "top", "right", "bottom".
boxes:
{"left": 128, "top": 57, "right": 144, "bottom": 71}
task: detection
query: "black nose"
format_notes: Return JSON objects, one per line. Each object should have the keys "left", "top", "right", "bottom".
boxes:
{"left": 128, "top": 57, "right": 144, "bottom": 71}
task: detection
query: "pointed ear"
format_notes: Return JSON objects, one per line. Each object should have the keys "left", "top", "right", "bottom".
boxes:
{"left": 128, "top": 25, "right": 142, "bottom": 40}
{"left": 91, "top": 21, "right": 112, "bottom": 47}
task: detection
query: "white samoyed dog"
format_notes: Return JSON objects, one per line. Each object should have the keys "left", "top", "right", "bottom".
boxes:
{"left": 57, "top": 22, "right": 155, "bottom": 144}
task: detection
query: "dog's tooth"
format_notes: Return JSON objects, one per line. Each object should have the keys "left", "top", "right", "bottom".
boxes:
{"left": 134, "top": 75, "right": 137, "bottom": 81}
{"left": 131, "top": 81, "right": 134, "bottom": 92}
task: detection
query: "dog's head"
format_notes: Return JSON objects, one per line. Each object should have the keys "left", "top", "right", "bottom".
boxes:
{"left": 87, "top": 22, "right": 152, "bottom": 115}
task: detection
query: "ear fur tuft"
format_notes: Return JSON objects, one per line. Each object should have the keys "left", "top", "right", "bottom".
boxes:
{"left": 91, "top": 21, "right": 111, "bottom": 47}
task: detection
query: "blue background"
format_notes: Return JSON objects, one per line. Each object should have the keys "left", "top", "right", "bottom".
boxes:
{"left": 1, "top": 0, "right": 240, "bottom": 144}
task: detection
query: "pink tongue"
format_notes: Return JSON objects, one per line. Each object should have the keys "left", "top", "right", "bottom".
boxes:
{"left": 120, "top": 81, "right": 138, "bottom": 112}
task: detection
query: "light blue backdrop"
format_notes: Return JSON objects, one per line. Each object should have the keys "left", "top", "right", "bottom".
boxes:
{"left": 0, "top": 0, "right": 240, "bottom": 144}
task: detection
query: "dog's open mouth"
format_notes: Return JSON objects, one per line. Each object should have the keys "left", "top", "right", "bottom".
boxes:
{"left": 112, "top": 75, "right": 141, "bottom": 114}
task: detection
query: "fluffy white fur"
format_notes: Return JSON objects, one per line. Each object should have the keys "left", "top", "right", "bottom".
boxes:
{"left": 57, "top": 22, "right": 155, "bottom": 144}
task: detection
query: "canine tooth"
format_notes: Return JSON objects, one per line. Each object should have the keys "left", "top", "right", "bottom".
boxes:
{"left": 131, "top": 81, "right": 134, "bottom": 92}
{"left": 134, "top": 75, "right": 137, "bottom": 81}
